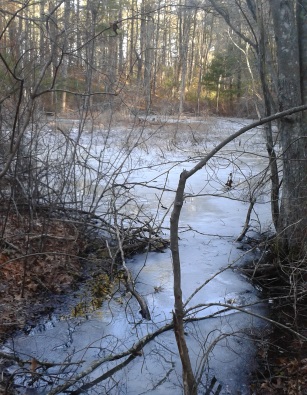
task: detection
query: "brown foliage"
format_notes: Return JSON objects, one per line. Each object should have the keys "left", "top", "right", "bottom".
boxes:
{"left": 0, "top": 213, "right": 83, "bottom": 342}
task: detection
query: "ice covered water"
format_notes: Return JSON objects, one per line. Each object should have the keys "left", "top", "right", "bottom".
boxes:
{"left": 4, "top": 117, "right": 271, "bottom": 394}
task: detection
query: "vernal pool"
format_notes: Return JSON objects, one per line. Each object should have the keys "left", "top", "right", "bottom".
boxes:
{"left": 3, "top": 117, "right": 273, "bottom": 395}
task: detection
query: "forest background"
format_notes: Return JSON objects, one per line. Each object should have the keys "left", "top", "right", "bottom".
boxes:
{"left": 0, "top": 0, "right": 260, "bottom": 118}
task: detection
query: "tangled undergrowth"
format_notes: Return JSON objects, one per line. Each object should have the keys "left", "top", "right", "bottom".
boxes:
{"left": 240, "top": 241, "right": 307, "bottom": 394}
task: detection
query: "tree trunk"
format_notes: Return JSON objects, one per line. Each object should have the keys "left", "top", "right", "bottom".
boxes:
{"left": 298, "top": 0, "right": 307, "bottom": 105}
{"left": 178, "top": 1, "right": 191, "bottom": 114}
{"left": 256, "top": 2, "right": 280, "bottom": 230}
{"left": 143, "top": 15, "right": 154, "bottom": 113}
{"left": 170, "top": 170, "right": 197, "bottom": 395}
{"left": 271, "top": 0, "right": 307, "bottom": 253}
{"left": 61, "top": 0, "right": 71, "bottom": 113}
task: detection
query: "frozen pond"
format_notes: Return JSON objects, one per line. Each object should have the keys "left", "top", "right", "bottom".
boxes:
{"left": 3, "top": 117, "right": 272, "bottom": 394}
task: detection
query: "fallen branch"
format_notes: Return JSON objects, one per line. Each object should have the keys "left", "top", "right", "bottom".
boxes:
{"left": 113, "top": 198, "right": 151, "bottom": 320}
{"left": 47, "top": 322, "right": 173, "bottom": 395}
{"left": 236, "top": 197, "right": 256, "bottom": 242}
{"left": 69, "top": 354, "right": 137, "bottom": 395}
{"left": 239, "top": 264, "right": 276, "bottom": 277}
{"left": 122, "top": 270, "right": 151, "bottom": 320}
{"left": 8, "top": 297, "right": 307, "bottom": 395}
{"left": 122, "top": 237, "right": 169, "bottom": 254}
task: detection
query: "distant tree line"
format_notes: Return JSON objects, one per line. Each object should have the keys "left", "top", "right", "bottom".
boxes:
{"left": 0, "top": 0, "right": 259, "bottom": 117}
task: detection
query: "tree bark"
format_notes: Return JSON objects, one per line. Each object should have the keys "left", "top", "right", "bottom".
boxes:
{"left": 256, "top": 2, "right": 280, "bottom": 230}
{"left": 170, "top": 170, "right": 197, "bottom": 395}
{"left": 271, "top": 0, "right": 307, "bottom": 253}
{"left": 143, "top": 14, "right": 154, "bottom": 113}
{"left": 178, "top": 1, "right": 191, "bottom": 114}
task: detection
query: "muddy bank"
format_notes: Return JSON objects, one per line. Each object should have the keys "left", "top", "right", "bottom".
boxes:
{"left": 238, "top": 238, "right": 307, "bottom": 394}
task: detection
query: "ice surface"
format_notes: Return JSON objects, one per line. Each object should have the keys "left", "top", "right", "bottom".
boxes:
{"left": 7, "top": 117, "right": 272, "bottom": 394}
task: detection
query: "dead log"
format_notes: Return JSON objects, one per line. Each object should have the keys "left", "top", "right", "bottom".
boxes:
{"left": 206, "top": 377, "right": 222, "bottom": 395}
{"left": 122, "top": 238, "right": 169, "bottom": 254}
{"left": 239, "top": 264, "right": 277, "bottom": 277}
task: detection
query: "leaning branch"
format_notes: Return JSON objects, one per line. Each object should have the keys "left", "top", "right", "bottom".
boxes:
{"left": 169, "top": 103, "right": 307, "bottom": 394}
{"left": 47, "top": 322, "right": 174, "bottom": 395}
{"left": 113, "top": 198, "right": 151, "bottom": 320}
{"left": 236, "top": 197, "right": 256, "bottom": 242}
{"left": 46, "top": 296, "right": 307, "bottom": 395}
{"left": 185, "top": 104, "right": 307, "bottom": 180}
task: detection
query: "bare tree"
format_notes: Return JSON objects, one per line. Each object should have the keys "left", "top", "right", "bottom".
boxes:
{"left": 169, "top": 103, "right": 307, "bottom": 394}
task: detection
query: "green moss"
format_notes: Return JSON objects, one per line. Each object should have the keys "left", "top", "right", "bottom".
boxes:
{"left": 90, "top": 273, "right": 112, "bottom": 298}
{"left": 71, "top": 272, "right": 115, "bottom": 317}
